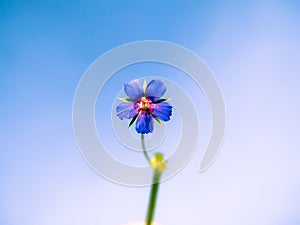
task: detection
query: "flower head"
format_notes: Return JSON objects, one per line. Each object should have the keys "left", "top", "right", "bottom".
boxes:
{"left": 116, "top": 79, "right": 172, "bottom": 134}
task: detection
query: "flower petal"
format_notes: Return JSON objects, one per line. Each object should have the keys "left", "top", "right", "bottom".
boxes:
{"left": 145, "top": 80, "right": 167, "bottom": 98}
{"left": 124, "top": 79, "right": 144, "bottom": 101}
{"left": 116, "top": 102, "right": 137, "bottom": 119}
{"left": 135, "top": 112, "right": 154, "bottom": 134}
{"left": 152, "top": 102, "right": 172, "bottom": 121}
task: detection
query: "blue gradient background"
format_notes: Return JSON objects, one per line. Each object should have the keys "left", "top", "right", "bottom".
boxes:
{"left": 1, "top": 1, "right": 300, "bottom": 225}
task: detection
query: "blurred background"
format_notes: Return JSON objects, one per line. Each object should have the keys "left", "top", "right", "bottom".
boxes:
{"left": 1, "top": 0, "right": 300, "bottom": 225}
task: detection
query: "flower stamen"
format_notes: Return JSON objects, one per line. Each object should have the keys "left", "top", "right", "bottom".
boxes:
{"left": 136, "top": 97, "right": 154, "bottom": 111}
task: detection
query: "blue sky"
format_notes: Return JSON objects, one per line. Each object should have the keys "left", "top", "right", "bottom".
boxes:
{"left": 1, "top": 1, "right": 300, "bottom": 225}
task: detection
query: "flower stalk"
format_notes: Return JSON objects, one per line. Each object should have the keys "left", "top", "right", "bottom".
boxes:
{"left": 141, "top": 134, "right": 150, "bottom": 163}
{"left": 145, "top": 170, "right": 162, "bottom": 225}
{"left": 141, "top": 134, "right": 167, "bottom": 225}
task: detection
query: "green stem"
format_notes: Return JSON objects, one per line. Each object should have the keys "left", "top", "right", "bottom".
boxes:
{"left": 141, "top": 133, "right": 151, "bottom": 163}
{"left": 145, "top": 170, "right": 162, "bottom": 225}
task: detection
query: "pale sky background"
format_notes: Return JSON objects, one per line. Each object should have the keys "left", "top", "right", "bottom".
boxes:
{"left": 1, "top": 1, "right": 300, "bottom": 225}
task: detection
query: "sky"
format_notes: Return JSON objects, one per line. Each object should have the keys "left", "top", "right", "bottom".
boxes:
{"left": 1, "top": 0, "right": 300, "bottom": 225}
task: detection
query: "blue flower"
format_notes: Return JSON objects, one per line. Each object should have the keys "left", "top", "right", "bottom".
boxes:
{"left": 116, "top": 79, "right": 172, "bottom": 134}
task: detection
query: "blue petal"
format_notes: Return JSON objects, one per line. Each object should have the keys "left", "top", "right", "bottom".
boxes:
{"left": 124, "top": 79, "right": 144, "bottom": 101}
{"left": 145, "top": 80, "right": 167, "bottom": 98}
{"left": 135, "top": 112, "right": 154, "bottom": 134}
{"left": 116, "top": 102, "right": 137, "bottom": 119}
{"left": 152, "top": 102, "right": 172, "bottom": 121}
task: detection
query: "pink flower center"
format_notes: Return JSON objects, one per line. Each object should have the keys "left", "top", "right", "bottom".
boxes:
{"left": 136, "top": 97, "right": 154, "bottom": 112}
